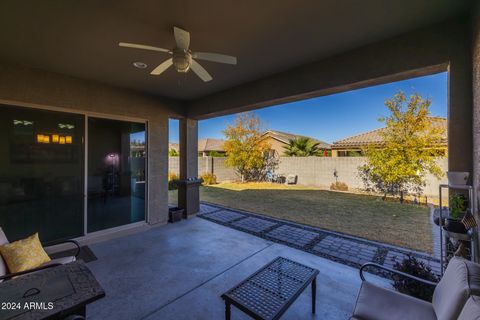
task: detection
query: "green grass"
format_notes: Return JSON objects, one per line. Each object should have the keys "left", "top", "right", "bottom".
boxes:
{"left": 169, "top": 182, "right": 432, "bottom": 253}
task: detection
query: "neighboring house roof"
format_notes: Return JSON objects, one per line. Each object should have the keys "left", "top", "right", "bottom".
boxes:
{"left": 168, "top": 139, "right": 225, "bottom": 153}
{"left": 261, "top": 130, "right": 331, "bottom": 150}
{"left": 169, "top": 143, "right": 180, "bottom": 151}
{"left": 332, "top": 117, "right": 447, "bottom": 149}
{"left": 198, "top": 138, "right": 225, "bottom": 152}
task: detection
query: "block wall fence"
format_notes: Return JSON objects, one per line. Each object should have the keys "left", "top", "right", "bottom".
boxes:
{"left": 168, "top": 156, "right": 448, "bottom": 197}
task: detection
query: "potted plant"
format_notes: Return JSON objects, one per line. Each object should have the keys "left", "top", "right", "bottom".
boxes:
{"left": 445, "top": 193, "right": 467, "bottom": 234}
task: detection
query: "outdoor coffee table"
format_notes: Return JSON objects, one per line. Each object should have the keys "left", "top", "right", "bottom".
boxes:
{"left": 221, "top": 257, "right": 319, "bottom": 320}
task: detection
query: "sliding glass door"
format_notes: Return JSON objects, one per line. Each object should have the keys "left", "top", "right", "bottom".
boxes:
{"left": 0, "top": 105, "right": 147, "bottom": 243}
{"left": 0, "top": 105, "right": 85, "bottom": 244}
{"left": 87, "top": 117, "right": 146, "bottom": 232}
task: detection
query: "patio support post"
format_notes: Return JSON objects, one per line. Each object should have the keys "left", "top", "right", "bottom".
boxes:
{"left": 472, "top": 0, "right": 480, "bottom": 262}
{"left": 178, "top": 118, "right": 200, "bottom": 216}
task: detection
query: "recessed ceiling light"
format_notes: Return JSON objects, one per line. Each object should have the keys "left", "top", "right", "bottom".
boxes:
{"left": 133, "top": 61, "right": 147, "bottom": 69}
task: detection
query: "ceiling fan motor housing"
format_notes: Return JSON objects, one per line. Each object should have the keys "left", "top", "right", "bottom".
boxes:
{"left": 172, "top": 49, "right": 192, "bottom": 73}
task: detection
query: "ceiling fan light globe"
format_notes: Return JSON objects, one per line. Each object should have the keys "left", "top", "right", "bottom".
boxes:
{"left": 172, "top": 49, "right": 192, "bottom": 73}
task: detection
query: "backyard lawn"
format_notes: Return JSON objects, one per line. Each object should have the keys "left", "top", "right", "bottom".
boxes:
{"left": 169, "top": 182, "right": 433, "bottom": 253}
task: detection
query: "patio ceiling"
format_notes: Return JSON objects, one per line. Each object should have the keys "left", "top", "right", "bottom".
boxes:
{"left": 0, "top": 0, "right": 470, "bottom": 101}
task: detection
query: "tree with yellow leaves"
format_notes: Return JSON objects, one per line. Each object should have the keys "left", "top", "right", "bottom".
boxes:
{"left": 359, "top": 92, "right": 445, "bottom": 202}
{"left": 223, "top": 112, "right": 276, "bottom": 182}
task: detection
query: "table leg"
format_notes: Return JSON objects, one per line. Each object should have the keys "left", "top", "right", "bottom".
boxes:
{"left": 312, "top": 277, "right": 317, "bottom": 314}
{"left": 225, "top": 301, "right": 231, "bottom": 320}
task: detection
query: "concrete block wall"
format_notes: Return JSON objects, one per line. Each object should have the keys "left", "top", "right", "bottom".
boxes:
{"left": 169, "top": 157, "right": 180, "bottom": 176}
{"left": 276, "top": 156, "right": 448, "bottom": 197}
{"left": 276, "top": 157, "right": 366, "bottom": 189}
{"left": 168, "top": 157, "right": 215, "bottom": 178}
{"left": 168, "top": 156, "right": 448, "bottom": 197}
{"left": 212, "top": 157, "right": 238, "bottom": 181}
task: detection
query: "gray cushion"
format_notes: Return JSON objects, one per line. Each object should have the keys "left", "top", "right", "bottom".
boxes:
{"left": 352, "top": 281, "right": 437, "bottom": 320}
{"left": 433, "top": 257, "right": 480, "bottom": 320}
{"left": 458, "top": 296, "right": 480, "bottom": 320}
{"left": 0, "top": 227, "right": 9, "bottom": 279}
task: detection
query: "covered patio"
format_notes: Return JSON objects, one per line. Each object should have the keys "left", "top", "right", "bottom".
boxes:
{"left": 0, "top": 0, "right": 480, "bottom": 319}
{"left": 86, "top": 216, "right": 386, "bottom": 320}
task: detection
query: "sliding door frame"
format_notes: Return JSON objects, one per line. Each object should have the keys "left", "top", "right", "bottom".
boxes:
{"left": 0, "top": 99, "right": 149, "bottom": 238}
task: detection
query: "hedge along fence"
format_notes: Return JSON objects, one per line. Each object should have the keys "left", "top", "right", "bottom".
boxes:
{"left": 168, "top": 156, "right": 448, "bottom": 197}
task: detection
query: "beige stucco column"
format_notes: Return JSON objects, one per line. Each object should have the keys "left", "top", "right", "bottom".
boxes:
{"left": 178, "top": 118, "right": 200, "bottom": 215}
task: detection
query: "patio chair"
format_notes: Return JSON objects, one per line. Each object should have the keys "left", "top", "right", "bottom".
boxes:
{"left": 351, "top": 256, "right": 480, "bottom": 320}
{"left": 458, "top": 295, "right": 480, "bottom": 320}
{"left": 0, "top": 227, "right": 80, "bottom": 281}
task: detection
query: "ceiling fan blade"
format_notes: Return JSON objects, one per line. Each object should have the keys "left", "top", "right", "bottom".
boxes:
{"left": 173, "top": 26, "right": 190, "bottom": 50}
{"left": 190, "top": 59, "right": 212, "bottom": 82}
{"left": 192, "top": 52, "right": 237, "bottom": 65}
{"left": 150, "top": 58, "right": 173, "bottom": 75}
{"left": 119, "top": 42, "right": 170, "bottom": 53}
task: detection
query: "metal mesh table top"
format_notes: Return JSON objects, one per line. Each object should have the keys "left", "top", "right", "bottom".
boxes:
{"left": 222, "top": 257, "right": 319, "bottom": 320}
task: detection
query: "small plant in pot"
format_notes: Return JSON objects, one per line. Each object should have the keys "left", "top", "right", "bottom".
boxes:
{"left": 445, "top": 193, "right": 468, "bottom": 234}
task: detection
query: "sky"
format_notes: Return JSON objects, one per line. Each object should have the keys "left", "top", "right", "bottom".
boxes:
{"left": 169, "top": 72, "right": 447, "bottom": 144}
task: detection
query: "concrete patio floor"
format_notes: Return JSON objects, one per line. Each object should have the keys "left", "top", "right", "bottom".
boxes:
{"left": 86, "top": 217, "right": 388, "bottom": 320}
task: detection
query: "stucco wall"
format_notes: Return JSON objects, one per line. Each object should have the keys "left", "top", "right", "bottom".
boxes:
{"left": 0, "top": 63, "right": 185, "bottom": 226}
{"left": 263, "top": 137, "right": 287, "bottom": 156}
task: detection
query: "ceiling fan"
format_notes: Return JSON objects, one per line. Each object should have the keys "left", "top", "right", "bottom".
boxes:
{"left": 119, "top": 27, "right": 237, "bottom": 82}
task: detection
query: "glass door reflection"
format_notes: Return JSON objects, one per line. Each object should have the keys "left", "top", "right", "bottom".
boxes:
{"left": 87, "top": 118, "right": 146, "bottom": 232}
{"left": 0, "top": 105, "right": 84, "bottom": 244}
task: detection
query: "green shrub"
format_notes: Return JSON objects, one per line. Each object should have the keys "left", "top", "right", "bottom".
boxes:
{"left": 449, "top": 193, "right": 466, "bottom": 219}
{"left": 168, "top": 171, "right": 179, "bottom": 190}
{"left": 330, "top": 181, "right": 348, "bottom": 191}
{"left": 169, "top": 149, "right": 179, "bottom": 156}
{"left": 393, "top": 254, "right": 439, "bottom": 301}
{"left": 201, "top": 173, "right": 217, "bottom": 185}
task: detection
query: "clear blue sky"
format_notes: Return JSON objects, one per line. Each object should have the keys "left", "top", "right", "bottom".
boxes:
{"left": 169, "top": 72, "right": 447, "bottom": 144}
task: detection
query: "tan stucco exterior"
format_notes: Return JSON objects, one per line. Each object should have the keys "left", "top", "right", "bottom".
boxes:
{"left": 262, "top": 137, "right": 288, "bottom": 156}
